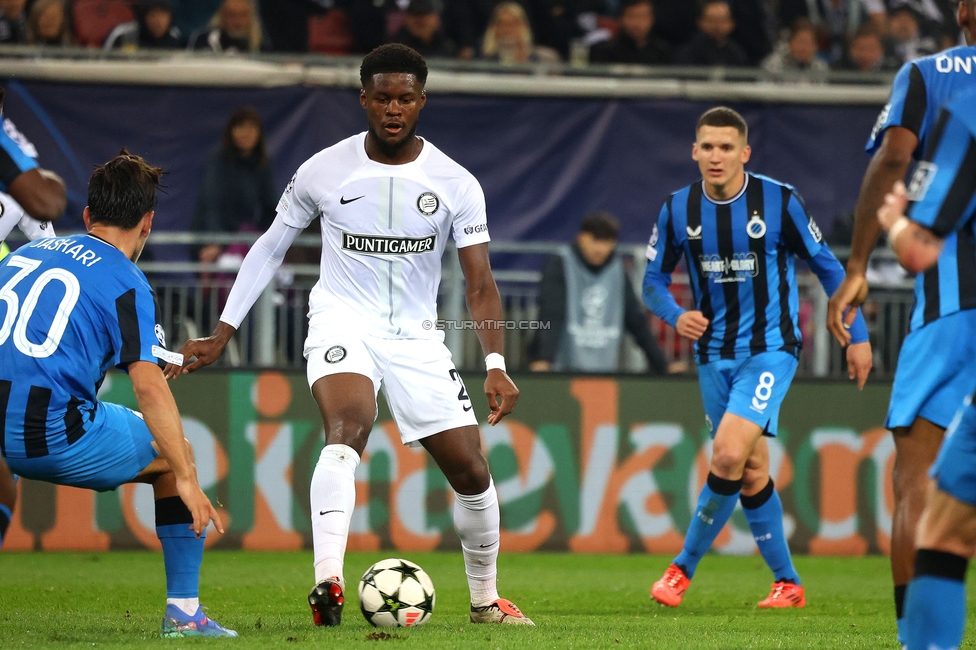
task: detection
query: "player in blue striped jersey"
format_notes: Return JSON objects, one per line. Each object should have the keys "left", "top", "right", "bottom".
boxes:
{"left": 0, "top": 85, "right": 65, "bottom": 552}
{"left": 827, "top": 3, "right": 976, "bottom": 641}
{"left": 876, "top": 85, "right": 976, "bottom": 650}
{"left": 0, "top": 152, "right": 235, "bottom": 638}
{"left": 644, "top": 107, "right": 872, "bottom": 609}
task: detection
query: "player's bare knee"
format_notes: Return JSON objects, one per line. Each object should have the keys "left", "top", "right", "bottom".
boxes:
{"left": 740, "top": 466, "right": 769, "bottom": 496}
{"left": 446, "top": 456, "right": 491, "bottom": 496}
{"left": 324, "top": 414, "right": 373, "bottom": 453}
{"left": 892, "top": 454, "right": 930, "bottom": 500}
{"left": 710, "top": 445, "right": 749, "bottom": 479}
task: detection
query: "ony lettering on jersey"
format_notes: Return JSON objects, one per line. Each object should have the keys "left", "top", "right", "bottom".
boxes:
{"left": 341, "top": 232, "right": 437, "bottom": 255}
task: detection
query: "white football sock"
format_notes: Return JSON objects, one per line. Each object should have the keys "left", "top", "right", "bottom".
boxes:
{"left": 310, "top": 444, "right": 360, "bottom": 587}
{"left": 453, "top": 477, "right": 500, "bottom": 607}
{"left": 167, "top": 597, "right": 199, "bottom": 616}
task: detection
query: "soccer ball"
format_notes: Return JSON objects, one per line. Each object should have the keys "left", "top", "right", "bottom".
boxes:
{"left": 358, "top": 558, "right": 435, "bottom": 628}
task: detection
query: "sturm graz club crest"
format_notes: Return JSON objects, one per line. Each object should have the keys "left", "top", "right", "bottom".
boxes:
{"left": 417, "top": 192, "right": 439, "bottom": 216}
{"left": 325, "top": 345, "right": 346, "bottom": 364}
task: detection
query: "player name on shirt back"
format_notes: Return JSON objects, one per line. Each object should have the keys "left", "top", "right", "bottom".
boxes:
{"left": 28, "top": 236, "right": 102, "bottom": 267}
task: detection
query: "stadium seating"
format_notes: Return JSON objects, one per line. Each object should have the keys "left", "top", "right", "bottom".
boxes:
{"left": 72, "top": 0, "right": 134, "bottom": 48}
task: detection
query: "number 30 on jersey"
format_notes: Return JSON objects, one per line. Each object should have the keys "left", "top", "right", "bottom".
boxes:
{"left": 0, "top": 255, "right": 80, "bottom": 358}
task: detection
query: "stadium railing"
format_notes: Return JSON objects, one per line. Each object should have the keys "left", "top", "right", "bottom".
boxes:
{"left": 0, "top": 44, "right": 894, "bottom": 102}
{"left": 9, "top": 231, "right": 906, "bottom": 378}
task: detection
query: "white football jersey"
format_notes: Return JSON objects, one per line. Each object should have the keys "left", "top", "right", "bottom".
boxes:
{"left": 281, "top": 132, "right": 490, "bottom": 340}
{"left": 0, "top": 191, "right": 55, "bottom": 244}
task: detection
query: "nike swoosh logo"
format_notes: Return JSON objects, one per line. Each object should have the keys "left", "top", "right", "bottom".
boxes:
{"left": 340, "top": 195, "right": 365, "bottom": 204}
{"left": 479, "top": 540, "right": 498, "bottom": 548}
{"left": 319, "top": 510, "right": 343, "bottom": 515}
{"left": 463, "top": 405, "right": 473, "bottom": 412}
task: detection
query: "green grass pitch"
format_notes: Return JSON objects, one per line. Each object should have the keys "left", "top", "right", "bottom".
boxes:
{"left": 1, "top": 551, "right": 973, "bottom": 648}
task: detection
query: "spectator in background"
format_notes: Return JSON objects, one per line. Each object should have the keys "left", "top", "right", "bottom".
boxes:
{"left": 805, "top": 0, "right": 887, "bottom": 63}
{"left": 761, "top": 18, "right": 829, "bottom": 82}
{"left": 528, "top": 212, "right": 682, "bottom": 375}
{"left": 481, "top": 2, "right": 560, "bottom": 63}
{"left": 26, "top": 0, "right": 71, "bottom": 46}
{"left": 390, "top": 0, "right": 458, "bottom": 58}
{"left": 170, "top": 0, "right": 222, "bottom": 40}
{"left": 104, "top": 0, "right": 185, "bottom": 51}
{"left": 590, "top": 0, "right": 671, "bottom": 64}
{"left": 675, "top": 0, "right": 750, "bottom": 66}
{"left": 833, "top": 23, "right": 897, "bottom": 71}
{"left": 888, "top": 3, "right": 940, "bottom": 63}
{"left": 191, "top": 107, "right": 277, "bottom": 266}
{"left": 0, "top": 0, "right": 27, "bottom": 43}
{"left": 189, "top": 0, "right": 270, "bottom": 53}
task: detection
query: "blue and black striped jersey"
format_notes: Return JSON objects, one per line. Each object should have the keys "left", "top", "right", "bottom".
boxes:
{"left": 907, "top": 86, "right": 976, "bottom": 299}
{"left": 0, "top": 115, "right": 38, "bottom": 192}
{"left": 0, "top": 235, "right": 165, "bottom": 460}
{"left": 866, "top": 45, "right": 976, "bottom": 331}
{"left": 644, "top": 173, "right": 867, "bottom": 365}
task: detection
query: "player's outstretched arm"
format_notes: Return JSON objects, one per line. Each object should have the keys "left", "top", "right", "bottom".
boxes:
{"left": 165, "top": 321, "right": 237, "bottom": 378}
{"left": 827, "top": 127, "right": 917, "bottom": 344}
{"left": 806, "top": 242, "right": 873, "bottom": 386}
{"left": 458, "top": 243, "right": 519, "bottom": 426}
{"left": 129, "top": 361, "right": 222, "bottom": 536}
{"left": 165, "top": 216, "right": 302, "bottom": 378}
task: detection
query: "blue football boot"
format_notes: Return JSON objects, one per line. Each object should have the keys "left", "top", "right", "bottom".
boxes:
{"left": 161, "top": 604, "right": 238, "bottom": 638}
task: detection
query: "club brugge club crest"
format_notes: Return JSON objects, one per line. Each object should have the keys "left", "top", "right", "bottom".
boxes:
{"left": 325, "top": 345, "right": 346, "bottom": 363}
{"left": 417, "top": 192, "right": 439, "bottom": 216}
{"left": 746, "top": 213, "right": 766, "bottom": 239}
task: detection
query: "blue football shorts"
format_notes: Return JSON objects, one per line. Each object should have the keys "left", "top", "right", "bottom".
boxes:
{"left": 931, "top": 393, "right": 976, "bottom": 507}
{"left": 697, "top": 350, "right": 799, "bottom": 438}
{"left": 886, "top": 309, "right": 976, "bottom": 430}
{"left": 5, "top": 402, "right": 158, "bottom": 492}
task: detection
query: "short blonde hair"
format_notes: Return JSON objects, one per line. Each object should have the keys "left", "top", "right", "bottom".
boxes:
{"left": 211, "top": 0, "right": 264, "bottom": 53}
{"left": 482, "top": 2, "right": 533, "bottom": 57}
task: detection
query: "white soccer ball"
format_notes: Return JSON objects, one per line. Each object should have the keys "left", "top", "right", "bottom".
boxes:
{"left": 358, "top": 558, "right": 435, "bottom": 628}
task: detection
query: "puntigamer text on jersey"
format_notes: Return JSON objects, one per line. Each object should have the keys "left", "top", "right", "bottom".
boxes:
{"left": 341, "top": 232, "right": 437, "bottom": 255}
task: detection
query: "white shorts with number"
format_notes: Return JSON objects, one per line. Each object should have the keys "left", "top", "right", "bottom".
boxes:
{"left": 305, "top": 329, "right": 478, "bottom": 445}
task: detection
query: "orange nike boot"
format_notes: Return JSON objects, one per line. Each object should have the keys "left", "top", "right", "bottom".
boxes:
{"left": 758, "top": 581, "right": 805, "bottom": 608}
{"left": 650, "top": 564, "right": 691, "bottom": 607}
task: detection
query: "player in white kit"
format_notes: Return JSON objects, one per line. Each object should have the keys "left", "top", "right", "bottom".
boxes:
{"left": 167, "top": 44, "right": 534, "bottom": 627}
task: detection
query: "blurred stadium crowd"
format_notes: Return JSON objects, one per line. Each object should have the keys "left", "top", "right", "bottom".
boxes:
{"left": 0, "top": 0, "right": 964, "bottom": 75}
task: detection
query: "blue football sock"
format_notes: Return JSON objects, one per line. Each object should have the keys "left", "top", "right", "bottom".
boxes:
{"left": 674, "top": 472, "right": 742, "bottom": 578}
{"left": 905, "top": 549, "right": 967, "bottom": 650}
{"left": 156, "top": 497, "right": 205, "bottom": 599}
{"left": 740, "top": 479, "right": 800, "bottom": 584}
{"left": 0, "top": 503, "right": 11, "bottom": 549}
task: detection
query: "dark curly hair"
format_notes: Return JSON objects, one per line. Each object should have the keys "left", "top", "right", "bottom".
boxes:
{"left": 360, "top": 44, "right": 428, "bottom": 87}
{"left": 88, "top": 149, "right": 164, "bottom": 231}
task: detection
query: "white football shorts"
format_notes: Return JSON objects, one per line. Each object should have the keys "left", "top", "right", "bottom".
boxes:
{"left": 305, "top": 327, "right": 478, "bottom": 445}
